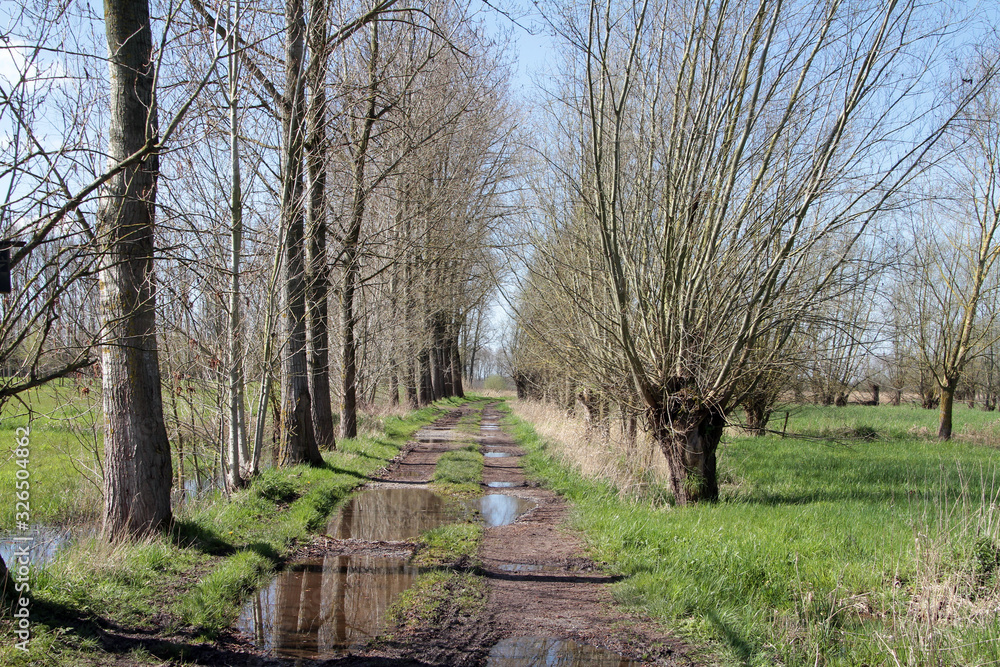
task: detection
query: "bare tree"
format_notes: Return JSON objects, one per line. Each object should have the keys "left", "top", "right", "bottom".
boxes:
{"left": 99, "top": 0, "right": 173, "bottom": 536}
{"left": 531, "top": 0, "right": 978, "bottom": 503}
{"left": 278, "top": 0, "right": 323, "bottom": 465}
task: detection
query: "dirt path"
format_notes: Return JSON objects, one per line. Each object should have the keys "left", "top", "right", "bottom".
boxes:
{"left": 368, "top": 403, "right": 695, "bottom": 667}
{"left": 374, "top": 404, "right": 475, "bottom": 486}
{"left": 163, "top": 401, "right": 696, "bottom": 666}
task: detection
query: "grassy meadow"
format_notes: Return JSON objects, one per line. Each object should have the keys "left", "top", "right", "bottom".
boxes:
{"left": 509, "top": 400, "right": 1000, "bottom": 666}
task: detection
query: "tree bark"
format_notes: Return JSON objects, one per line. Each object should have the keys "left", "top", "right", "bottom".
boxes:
{"left": 279, "top": 0, "right": 322, "bottom": 466}
{"left": 650, "top": 390, "right": 726, "bottom": 505}
{"left": 404, "top": 355, "right": 418, "bottom": 408}
{"left": 99, "top": 0, "right": 173, "bottom": 537}
{"left": 0, "top": 554, "right": 9, "bottom": 602}
{"left": 306, "top": 0, "right": 336, "bottom": 449}
{"left": 449, "top": 329, "right": 464, "bottom": 398}
{"left": 938, "top": 380, "right": 957, "bottom": 441}
{"left": 417, "top": 344, "right": 432, "bottom": 405}
{"left": 744, "top": 401, "right": 771, "bottom": 437}
{"left": 227, "top": 0, "right": 248, "bottom": 491}
{"left": 389, "top": 370, "right": 400, "bottom": 405}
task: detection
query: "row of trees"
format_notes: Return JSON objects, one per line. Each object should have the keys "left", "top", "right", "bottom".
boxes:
{"left": 508, "top": 0, "right": 998, "bottom": 504}
{"left": 0, "top": 0, "right": 515, "bottom": 566}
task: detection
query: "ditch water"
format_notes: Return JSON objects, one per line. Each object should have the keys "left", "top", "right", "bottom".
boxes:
{"left": 239, "top": 486, "right": 536, "bottom": 660}
{"left": 485, "top": 451, "right": 513, "bottom": 457}
{"left": 0, "top": 524, "right": 74, "bottom": 568}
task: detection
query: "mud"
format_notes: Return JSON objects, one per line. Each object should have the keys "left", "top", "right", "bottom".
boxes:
{"left": 371, "top": 403, "right": 696, "bottom": 667}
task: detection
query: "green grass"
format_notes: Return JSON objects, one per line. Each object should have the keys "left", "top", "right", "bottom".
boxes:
{"left": 0, "top": 400, "right": 453, "bottom": 662}
{"left": 412, "top": 522, "right": 482, "bottom": 567}
{"left": 0, "top": 383, "right": 104, "bottom": 527}
{"left": 508, "top": 402, "right": 1000, "bottom": 667}
{"left": 431, "top": 443, "right": 483, "bottom": 496}
{"left": 382, "top": 569, "right": 489, "bottom": 636}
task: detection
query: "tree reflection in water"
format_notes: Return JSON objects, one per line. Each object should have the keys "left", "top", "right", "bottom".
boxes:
{"left": 238, "top": 555, "right": 418, "bottom": 659}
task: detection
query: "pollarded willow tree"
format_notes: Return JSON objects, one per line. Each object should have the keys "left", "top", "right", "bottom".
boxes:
{"left": 528, "top": 0, "right": 980, "bottom": 503}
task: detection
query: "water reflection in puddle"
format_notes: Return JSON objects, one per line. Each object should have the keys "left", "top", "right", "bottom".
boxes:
{"left": 486, "top": 637, "right": 641, "bottom": 666}
{"left": 237, "top": 555, "right": 419, "bottom": 659}
{"left": 485, "top": 452, "right": 512, "bottom": 458}
{"left": 487, "top": 481, "right": 519, "bottom": 488}
{"left": 477, "top": 494, "right": 535, "bottom": 527}
{"left": 328, "top": 488, "right": 463, "bottom": 541}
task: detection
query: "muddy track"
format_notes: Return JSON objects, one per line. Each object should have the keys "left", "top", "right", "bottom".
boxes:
{"left": 105, "top": 402, "right": 696, "bottom": 666}
{"left": 368, "top": 403, "right": 696, "bottom": 667}
{"left": 373, "top": 405, "right": 478, "bottom": 486}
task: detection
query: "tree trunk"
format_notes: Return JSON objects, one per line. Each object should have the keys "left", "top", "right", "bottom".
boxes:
{"left": 99, "top": 0, "right": 173, "bottom": 537}
{"left": 938, "top": 381, "right": 956, "bottom": 441}
{"left": 1, "top": 553, "right": 9, "bottom": 601}
{"left": 389, "top": 370, "right": 400, "bottom": 405}
{"left": 650, "top": 400, "right": 725, "bottom": 505}
{"left": 404, "top": 355, "right": 418, "bottom": 408}
{"left": 744, "top": 401, "right": 771, "bottom": 437}
{"left": 339, "top": 17, "right": 378, "bottom": 439}
{"left": 279, "top": 0, "right": 322, "bottom": 466}
{"left": 577, "top": 390, "right": 600, "bottom": 433}
{"left": 417, "top": 345, "right": 433, "bottom": 405}
{"left": 340, "top": 270, "right": 358, "bottom": 438}
{"left": 306, "top": 0, "right": 335, "bottom": 449}
{"left": 430, "top": 318, "right": 446, "bottom": 400}
{"left": 227, "top": 0, "right": 248, "bottom": 491}
{"left": 449, "top": 331, "right": 464, "bottom": 398}
{"left": 514, "top": 372, "right": 527, "bottom": 399}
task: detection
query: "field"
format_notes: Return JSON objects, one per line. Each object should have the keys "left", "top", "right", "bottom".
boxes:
{"left": 508, "top": 400, "right": 1000, "bottom": 665}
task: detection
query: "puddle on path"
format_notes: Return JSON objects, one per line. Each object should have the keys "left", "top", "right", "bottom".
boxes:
{"left": 328, "top": 488, "right": 464, "bottom": 541}
{"left": 485, "top": 452, "right": 512, "bottom": 458}
{"left": 486, "top": 636, "right": 641, "bottom": 666}
{"left": 487, "top": 481, "right": 519, "bottom": 488}
{"left": 481, "top": 424, "right": 501, "bottom": 431}
{"left": 237, "top": 555, "right": 420, "bottom": 660}
{"left": 477, "top": 494, "right": 535, "bottom": 527}
{"left": 0, "top": 525, "right": 74, "bottom": 568}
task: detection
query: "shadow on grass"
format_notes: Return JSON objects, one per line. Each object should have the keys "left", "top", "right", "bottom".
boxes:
{"left": 170, "top": 520, "right": 234, "bottom": 556}
{"left": 707, "top": 608, "right": 756, "bottom": 666}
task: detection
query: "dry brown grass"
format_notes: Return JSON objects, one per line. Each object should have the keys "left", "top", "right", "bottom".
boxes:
{"left": 509, "top": 398, "right": 672, "bottom": 497}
